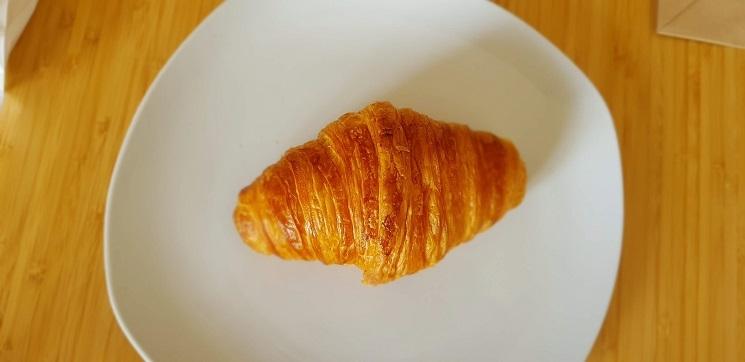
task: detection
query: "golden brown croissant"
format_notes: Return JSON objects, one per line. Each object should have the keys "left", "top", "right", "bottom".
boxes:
{"left": 234, "top": 102, "right": 526, "bottom": 285}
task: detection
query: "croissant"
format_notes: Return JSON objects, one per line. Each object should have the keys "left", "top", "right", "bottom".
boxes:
{"left": 234, "top": 102, "right": 526, "bottom": 285}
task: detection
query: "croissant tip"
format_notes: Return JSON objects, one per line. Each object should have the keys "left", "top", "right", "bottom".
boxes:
{"left": 509, "top": 144, "right": 528, "bottom": 208}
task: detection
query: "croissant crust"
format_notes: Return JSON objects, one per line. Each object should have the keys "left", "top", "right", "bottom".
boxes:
{"left": 234, "top": 102, "right": 526, "bottom": 284}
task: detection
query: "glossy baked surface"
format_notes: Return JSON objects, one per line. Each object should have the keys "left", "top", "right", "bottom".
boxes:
{"left": 234, "top": 102, "right": 526, "bottom": 284}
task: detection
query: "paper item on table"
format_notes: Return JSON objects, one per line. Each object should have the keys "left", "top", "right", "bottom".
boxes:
{"left": 658, "top": 0, "right": 745, "bottom": 49}
{"left": 0, "top": 0, "right": 37, "bottom": 105}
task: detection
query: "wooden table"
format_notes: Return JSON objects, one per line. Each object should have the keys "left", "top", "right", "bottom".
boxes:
{"left": 1, "top": 0, "right": 742, "bottom": 360}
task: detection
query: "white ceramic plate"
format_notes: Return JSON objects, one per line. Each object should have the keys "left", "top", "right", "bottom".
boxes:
{"left": 105, "top": 1, "right": 623, "bottom": 360}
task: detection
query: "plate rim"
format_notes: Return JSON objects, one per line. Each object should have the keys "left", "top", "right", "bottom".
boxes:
{"left": 102, "top": 3, "right": 228, "bottom": 360}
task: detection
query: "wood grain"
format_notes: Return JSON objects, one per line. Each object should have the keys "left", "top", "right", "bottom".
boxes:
{"left": 0, "top": 0, "right": 222, "bottom": 360}
{"left": 0, "top": 0, "right": 742, "bottom": 360}
{"left": 491, "top": 1, "right": 745, "bottom": 361}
